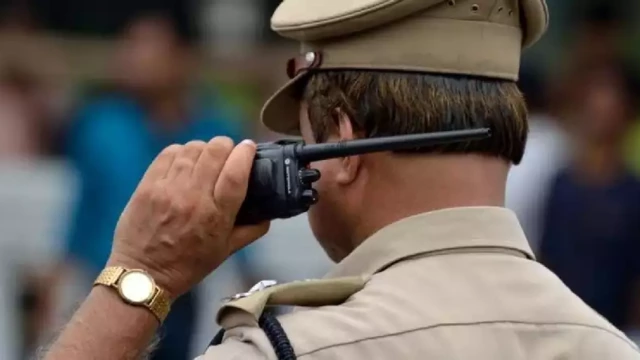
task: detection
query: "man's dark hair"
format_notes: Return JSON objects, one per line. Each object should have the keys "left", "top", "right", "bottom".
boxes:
{"left": 302, "top": 71, "right": 528, "bottom": 165}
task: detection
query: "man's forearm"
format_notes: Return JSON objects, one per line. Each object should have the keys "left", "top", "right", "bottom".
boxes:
{"left": 42, "top": 286, "right": 160, "bottom": 360}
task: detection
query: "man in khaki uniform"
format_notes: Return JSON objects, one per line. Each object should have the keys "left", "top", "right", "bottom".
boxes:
{"left": 43, "top": 1, "right": 640, "bottom": 360}
{"left": 203, "top": 0, "right": 640, "bottom": 358}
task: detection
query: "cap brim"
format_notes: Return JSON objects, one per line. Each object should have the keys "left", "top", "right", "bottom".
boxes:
{"left": 261, "top": 73, "right": 307, "bottom": 136}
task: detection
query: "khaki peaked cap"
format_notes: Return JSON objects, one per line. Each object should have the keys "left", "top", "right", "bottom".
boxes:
{"left": 261, "top": 0, "right": 549, "bottom": 135}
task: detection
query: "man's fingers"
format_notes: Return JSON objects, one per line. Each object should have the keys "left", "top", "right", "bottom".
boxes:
{"left": 213, "top": 140, "right": 257, "bottom": 215}
{"left": 166, "top": 141, "right": 206, "bottom": 182}
{"left": 228, "top": 222, "right": 271, "bottom": 252}
{"left": 192, "top": 137, "right": 235, "bottom": 192}
{"left": 141, "top": 144, "right": 181, "bottom": 182}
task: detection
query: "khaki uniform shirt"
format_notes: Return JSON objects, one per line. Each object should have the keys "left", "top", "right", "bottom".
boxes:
{"left": 198, "top": 207, "right": 640, "bottom": 359}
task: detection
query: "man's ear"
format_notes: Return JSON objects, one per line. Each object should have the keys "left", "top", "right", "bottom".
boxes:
{"left": 334, "top": 109, "right": 362, "bottom": 185}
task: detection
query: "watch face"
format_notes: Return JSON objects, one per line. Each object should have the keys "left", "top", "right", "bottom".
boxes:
{"left": 119, "top": 270, "right": 155, "bottom": 304}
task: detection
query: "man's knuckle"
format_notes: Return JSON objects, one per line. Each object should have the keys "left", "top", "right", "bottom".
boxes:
{"left": 150, "top": 187, "right": 170, "bottom": 208}
{"left": 136, "top": 186, "right": 153, "bottom": 201}
{"left": 202, "top": 206, "right": 218, "bottom": 222}
{"left": 170, "top": 197, "right": 196, "bottom": 215}
{"left": 173, "top": 158, "right": 194, "bottom": 171}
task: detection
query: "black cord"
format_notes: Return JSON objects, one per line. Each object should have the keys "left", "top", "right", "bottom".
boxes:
{"left": 209, "top": 311, "right": 297, "bottom": 360}
{"left": 259, "top": 312, "right": 296, "bottom": 360}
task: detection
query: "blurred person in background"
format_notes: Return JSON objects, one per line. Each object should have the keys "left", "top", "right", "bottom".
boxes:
{"left": 0, "top": 4, "right": 70, "bottom": 354}
{"left": 539, "top": 58, "right": 640, "bottom": 332}
{"left": 46, "top": 10, "right": 247, "bottom": 360}
{"left": 0, "top": 63, "right": 64, "bottom": 360}
{"left": 0, "top": 0, "right": 69, "bottom": 159}
{"left": 0, "top": 65, "right": 48, "bottom": 158}
{"left": 505, "top": 66, "right": 569, "bottom": 252}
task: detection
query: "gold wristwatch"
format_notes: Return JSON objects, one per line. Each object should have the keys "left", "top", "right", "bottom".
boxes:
{"left": 94, "top": 266, "right": 171, "bottom": 323}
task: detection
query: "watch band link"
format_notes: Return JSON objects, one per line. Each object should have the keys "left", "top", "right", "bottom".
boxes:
{"left": 149, "top": 288, "right": 171, "bottom": 323}
{"left": 95, "top": 266, "right": 126, "bottom": 287}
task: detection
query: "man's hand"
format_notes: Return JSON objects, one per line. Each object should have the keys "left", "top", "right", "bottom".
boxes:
{"left": 42, "top": 137, "right": 268, "bottom": 360}
{"left": 107, "top": 137, "right": 269, "bottom": 299}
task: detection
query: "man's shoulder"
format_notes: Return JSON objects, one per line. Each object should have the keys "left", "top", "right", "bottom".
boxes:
{"left": 205, "top": 274, "right": 422, "bottom": 359}
{"left": 274, "top": 266, "right": 472, "bottom": 356}
{"left": 205, "top": 258, "right": 639, "bottom": 359}
{"left": 569, "top": 326, "right": 640, "bottom": 359}
{"left": 281, "top": 262, "right": 640, "bottom": 358}
{"left": 210, "top": 277, "right": 369, "bottom": 358}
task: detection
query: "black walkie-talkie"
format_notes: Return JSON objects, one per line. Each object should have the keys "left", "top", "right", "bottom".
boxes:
{"left": 235, "top": 128, "right": 491, "bottom": 225}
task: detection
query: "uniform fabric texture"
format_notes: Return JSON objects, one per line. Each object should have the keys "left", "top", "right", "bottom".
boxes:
{"left": 199, "top": 207, "right": 640, "bottom": 359}
{"left": 211, "top": 312, "right": 296, "bottom": 360}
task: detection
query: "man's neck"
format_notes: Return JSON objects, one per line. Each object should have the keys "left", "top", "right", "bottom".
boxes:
{"left": 348, "top": 154, "right": 510, "bottom": 250}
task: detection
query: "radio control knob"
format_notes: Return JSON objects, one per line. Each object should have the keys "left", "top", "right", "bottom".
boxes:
{"left": 301, "top": 189, "right": 319, "bottom": 206}
{"left": 299, "top": 169, "right": 321, "bottom": 184}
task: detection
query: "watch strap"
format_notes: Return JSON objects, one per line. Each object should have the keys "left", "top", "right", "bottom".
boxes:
{"left": 148, "top": 288, "right": 171, "bottom": 322}
{"left": 95, "top": 266, "right": 127, "bottom": 287}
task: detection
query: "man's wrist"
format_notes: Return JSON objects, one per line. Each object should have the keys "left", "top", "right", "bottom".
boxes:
{"left": 91, "top": 285, "right": 159, "bottom": 322}
{"left": 43, "top": 285, "right": 161, "bottom": 360}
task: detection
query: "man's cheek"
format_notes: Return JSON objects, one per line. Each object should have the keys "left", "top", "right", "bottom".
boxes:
{"left": 312, "top": 177, "right": 327, "bottom": 201}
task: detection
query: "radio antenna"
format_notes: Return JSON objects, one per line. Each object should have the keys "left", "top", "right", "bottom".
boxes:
{"left": 296, "top": 128, "right": 491, "bottom": 163}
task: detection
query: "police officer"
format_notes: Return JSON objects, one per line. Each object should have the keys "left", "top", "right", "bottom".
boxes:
{"left": 44, "top": 1, "right": 640, "bottom": 359}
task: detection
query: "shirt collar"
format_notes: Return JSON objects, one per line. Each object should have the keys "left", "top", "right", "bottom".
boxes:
{"left": 325, "top": 207, "right": 535, "bottom": 279}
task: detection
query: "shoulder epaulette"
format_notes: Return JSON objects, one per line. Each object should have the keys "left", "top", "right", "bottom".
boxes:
{"left": 216, "top": 276, "right": 368, "bottom": 327}
{"left": 210, "top": 277, "right": 367, "bottom": 359}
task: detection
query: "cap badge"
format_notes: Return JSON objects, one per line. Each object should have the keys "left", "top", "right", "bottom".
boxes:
{"left": 286, "top": 51, "right": 323, "bottom": 79}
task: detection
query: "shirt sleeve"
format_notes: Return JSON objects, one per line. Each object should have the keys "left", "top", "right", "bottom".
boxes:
{"left": 196, "top": 339, "right": 268, "bottom": 360}
{"left": 195, "top": 326, "right": 276, "bottom": 360}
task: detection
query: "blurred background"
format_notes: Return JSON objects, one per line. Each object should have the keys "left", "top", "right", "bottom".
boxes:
{"left": 0, "top": 0, "right": 640, "bottom": 359}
